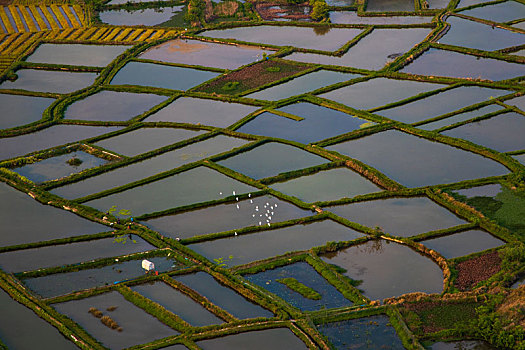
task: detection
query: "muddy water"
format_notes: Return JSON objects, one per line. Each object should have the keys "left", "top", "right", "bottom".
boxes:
{"left": 64, "top": 90, "right": 168, "bottom": 122}
{"left": 188, "top": 219, "right": 364, "bottom": 267}
{"left": 140, "top": 39, "right": 271, "bottom": 70}
{"left": 245, "top": 261, "right": 353, "bottom": 311}
{"left": 421, "top": 229, "right": 505, "bottom": 259}
{"left": 316, "top": 315, "right": 404, "bottom": 349}
{"left": 196, "top": 328, "right": 308, "bottom": 349}
{"left": 327, "top": 130, "right": 509, "bottom": 187}
{"left": 217, "top": 142, "right": 329, "bottom": 179}
{"left": 236, "top": 102, "right": 374, "bottom": 144}
{"left": 0, "top": 182, "right": 108, "bottom": 248}
{"left": 83, "top": 166, "right": 258, "bottom": 217}
{"left": 173, "top": 271, "right": 273, "bottom": 319}
{"left": 0, "top": 93, "right": 54, "bottom": 130}
{"left": 131, "top": 281, "right": 223, "bottom": 326}
{"left": 442, "top": 112, "right": 525, "bottom": 152}
{"left": 0, "top": 288, "right": 77, "bottom": 350}
{"left": 322, "top": 240, "right": 443, "bottom": 300}
{"left": 53, "top": 291, "right": 178, "bottom": 349}
{"left": 327, "top": 196, "right": 466, "bottom": 237}
{"left": 51, "top": 135, "right": 249, "bottom": 199}
{"left": 142, "top": 194, "right": 311, "bottom": 239}
{"left": 0, "top": 69, "right": 98, "bottom": 94}
{"left": 25, "top": 43, "right": 130, "bottom": 66}
{"left": 93, "top": 127, "right": 206, "bottom": 157}
{"left": 14, "top": 151, "right": 107, "bottom": 183}
{"left": 271, "top": 167, "right": 381, "bottom": 203}
{"left": 110, "top": 61, "right": 219, "bottom": 90}
{"left": 0, "top": 235, "right": 154, "bottom": 273}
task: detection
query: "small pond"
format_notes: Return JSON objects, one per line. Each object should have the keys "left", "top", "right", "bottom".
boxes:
{"left": 318, "top": 77, "right": 446, "bottom": 111}
{"left": 172, "top": 271, "right": 273, "bottom": 319}
{"left": 144, "top": 96, "right": 259, "bottom": 128}
{"left": 202, "top": 25, "right": 365, "bottom": 52}
{"left": 366, "top": 0, "right": 414, "bottom": 11}
{"left": 316, "top": 315, "right": 404, "bottom": 349}
{"left": 196, "top": 328, "right": 308, "bottom": 349}
{"left": 14, "top": 151, "right": 108, "bottom": 183}
{"left": 327, "top": 130, "right": 509, "bottom": 187}
{"left": 23, "top": 256, "right": 182, "bottom": 298}
{"left": 271, "top": 167, "right": 381, "bottom": 203}
{"left": 84, "top": 166, "right": 257, "bottom": 217}
{"left": 188, "top": 219, "right": 364, "bottom": 267}
{"left": 440, "top": 16, "right": 525, "bottom": 51}
{"left": 442, "top": 112, "right": 525, "bottom": 153}
{"left": 244, "top": 261, "right": 353, "bottom": 311}
{"left": 418, "top": 104, "right": 503, "bottom": 131}
{"left": 458, "top": 0, "right": 525, "bottom": 23}
{"left": 217, "top": 142, "right": 329, "bottom": 179}
{"left": 421, "top": 229, "right": 505, "bottom": 259}
{"left": 52, "top": 135, "right": 249, "bottom": 200}
{"left": 0, "top": 288, "right": 78, "bottom": 350}
{"left": 110, "top": 61, "right": 219, "bottom": 91}
{"left": 0, "top": 182, "right": 108, "bottom": 248}
{"left": 400, "top": 48, "right": 525, "bottom": 81}
{"left": 0, "top": 93, "right": 54, "bottom": 130}
{"left": 0, "top": 125, "right": 122, "bottom": 161}
{"left": 322, "top": 239, "right": 443, "bottom": 300}
{"left": 512, "top": 154, "right": 525, "bottom": 166}
{"left": 327, "top": 196, "right": 467, "bottom": 237}
{"left": 64, "top": 90, "right": 168, "bottom": 122}
{"left": 329, "top": 11, "right": 432, "bottom": 24}
{"left": 236, "top": 102, "right": 374, "bottom": 144}
{"left": 131, "top": 281, "right": 223, "bottom": 326}
{"left": 139, "top": 38, "right": 271, "bottom": 70}
{"left": 376, "top": 85, "right": 508, "bottom": 124}
{"left": 0, "top": 235, "right": 154, "bottom": 273}
{"left": 93, "top": 127, "right": 206, "bottom": 157}
{"left": 53, "top": 291, "right": 178, "bottom": 349}
{"left": 142, "top": 194, "right": 311, "bottom": 239}
{"left": 25, "top": 43, "right": 130, "bottom": 67}
{"left": 286, "top": 28, "right": 431, "bottom": 70}
{"left": 98, "top": 6, "right": 186, "bottom": 26}
{"left": 245, "top": 70, "right": 360, "bottom": 101}
{"left": 0, "top": 69, "right": 98, "bottom": 94}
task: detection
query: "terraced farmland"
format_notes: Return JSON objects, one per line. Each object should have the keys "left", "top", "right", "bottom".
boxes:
{"left": 0, "top": 0, "right": 524, "bottom": 349}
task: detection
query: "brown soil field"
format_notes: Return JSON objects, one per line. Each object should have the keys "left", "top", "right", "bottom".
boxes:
{"left": 455, "top": 251, "right": 502, "bottom": 291}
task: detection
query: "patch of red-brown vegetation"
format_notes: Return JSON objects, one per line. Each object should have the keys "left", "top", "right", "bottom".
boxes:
{"left": 455, "top": 251, "right": 502, "bottom": 291}
{"left": 401, "top": 300, "right": 479, "bottom": 334}
{"left": 255, "top": 2, "right": 311, "bottom": 21}
{"left": 195, "top": 58, "right": 310, "bottom": 95}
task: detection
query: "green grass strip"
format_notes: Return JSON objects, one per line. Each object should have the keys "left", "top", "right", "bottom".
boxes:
{"left": 276, "top": 277, "right": 322, "bottom": 300}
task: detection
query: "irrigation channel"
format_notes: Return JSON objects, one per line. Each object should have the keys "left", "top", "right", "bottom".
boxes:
{"left": 0, "top": 0, "right": 524, "bottom": 348}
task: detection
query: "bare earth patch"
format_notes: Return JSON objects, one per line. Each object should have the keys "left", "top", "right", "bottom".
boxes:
{"left": 455, "top": 251, "right": 502, "bottom": 291}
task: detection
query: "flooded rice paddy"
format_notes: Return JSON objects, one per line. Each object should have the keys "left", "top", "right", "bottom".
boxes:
{"left": 0, "top": 0, "right": 524, "bottom": 348}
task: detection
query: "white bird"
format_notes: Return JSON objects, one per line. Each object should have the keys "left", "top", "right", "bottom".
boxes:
{"left": 236, "top": 197, "right": 239, "bottom": 201}
{"left": 252, "top": 214, "right": 255, "bottom": 217}
{"left": 233, "top": 190, "right": 236, "bottom": 195}
{"left": 267, "top": 223, "right": 271, "bottom": 226}
{"left": 248, "top": 193, "right": 251, "bottom": 198}
{"left": 234, "top": 232, "right": 238, "bottom": 236}
{"left": 275, "top": 204, "right": 277, "bottom": 207}
{"left": 250, "top": 200, "right": 253, "bottom": 204}
{"left": 271, "top": 212, "right": 274, "bottom": 215}
{"left": 268, "top": 216, "right": 271, "bottom": 220}
{"left": 219, "top": 192, "right": 222, "bottom": 195}
{"left": 259, "top": 221, "right": 262, "bottom": 225}
{"left": 256, "top": 208, "right": 259, "bottom": 211}
{"left": 266, "top": 203, "right": 269, "bottom": 206}
{"left": 236, "top": 204, "right": 239, "bottom": 209}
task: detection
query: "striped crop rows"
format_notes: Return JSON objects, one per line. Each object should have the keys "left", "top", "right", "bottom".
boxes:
{"left": 0, "top": 5, "right": 85, "bottom": 33}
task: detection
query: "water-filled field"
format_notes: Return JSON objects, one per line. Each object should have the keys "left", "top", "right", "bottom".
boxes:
{"left": 0, "top": 0, "right": 524, "bottom": 348}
